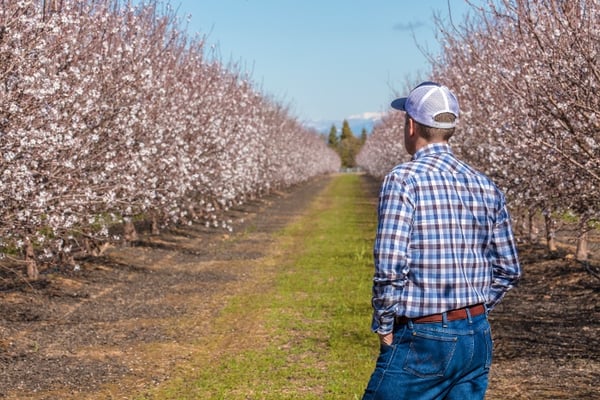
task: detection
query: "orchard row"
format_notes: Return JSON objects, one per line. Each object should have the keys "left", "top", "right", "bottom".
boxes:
{"left": 358, "top": 0, "right": 599, "bottom": 260}
{"left": 0, "top": 1, "right": 340, "bottom": 277}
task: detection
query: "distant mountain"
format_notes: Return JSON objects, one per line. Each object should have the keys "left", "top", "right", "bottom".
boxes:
{"left": 305, "top": 111, "right": 385, "bottom": 136}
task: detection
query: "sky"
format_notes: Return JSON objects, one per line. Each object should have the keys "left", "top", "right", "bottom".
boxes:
{"left": 167, "top": 1, "right": 478, "bottom": 125}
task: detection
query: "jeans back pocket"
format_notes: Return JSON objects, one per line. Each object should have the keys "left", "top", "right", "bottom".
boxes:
{"left": 403, "top": 330, "right": 458, "bottom": 378}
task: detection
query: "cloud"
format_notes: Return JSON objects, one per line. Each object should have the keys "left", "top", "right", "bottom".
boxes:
{"left": 393, "top": 21, "right": 425, "bottom": 31}
{"left": 348, "top": 112, "right": 385, "bottom": 121}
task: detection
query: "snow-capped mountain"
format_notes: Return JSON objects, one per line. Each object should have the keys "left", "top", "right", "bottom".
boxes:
{"left": 305, "top": 111, "right": 385, "bottom": 135}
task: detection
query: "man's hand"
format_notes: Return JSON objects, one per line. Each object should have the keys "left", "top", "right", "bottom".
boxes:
{"left": 378, "top": 332, "right": 393, "bottom": 346}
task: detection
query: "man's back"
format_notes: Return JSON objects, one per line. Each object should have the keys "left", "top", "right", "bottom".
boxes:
{"left": 376, "top": 143, "right": 518, "bottom": 317}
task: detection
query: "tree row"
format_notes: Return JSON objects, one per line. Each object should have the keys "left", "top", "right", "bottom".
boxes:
{"left": 358, "top": 0, "right": 599, "bottom": 260}
{"left": 0, "top": 1, "right": 340, "bottom": 278}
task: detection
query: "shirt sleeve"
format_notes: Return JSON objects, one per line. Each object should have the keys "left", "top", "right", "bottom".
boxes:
{"left": 371, "top": 173, "right": 414, "bottom": 334}
{"left": 488, "top": 202, "right": 521, "bottom": 309}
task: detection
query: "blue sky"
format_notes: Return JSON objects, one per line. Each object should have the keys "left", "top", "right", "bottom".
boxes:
{"left": 169, "top": 1, "right": 477, "bottom": 124}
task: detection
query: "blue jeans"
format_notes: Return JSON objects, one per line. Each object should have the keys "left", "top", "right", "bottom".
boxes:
{"left": 362, "top": 311, "right": 493, "bottom": 400}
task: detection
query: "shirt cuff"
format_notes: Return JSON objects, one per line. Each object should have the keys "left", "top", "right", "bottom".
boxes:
{"left": 372, "top": 315, "right": 395, "bottom": 335}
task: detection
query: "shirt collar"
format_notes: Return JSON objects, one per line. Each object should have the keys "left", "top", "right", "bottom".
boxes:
{"left": 412, "top": 143, "right": 453, "bottom": 161}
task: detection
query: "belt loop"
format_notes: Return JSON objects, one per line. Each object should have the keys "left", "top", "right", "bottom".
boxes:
{"left": 407, "top": 320, "right": 414, "bottom": 330}
{"left": 466, "top": 306, "right": 473, "bottom": 324}
{"left": 442, "top": 312, "right": 448, "bottom": 328}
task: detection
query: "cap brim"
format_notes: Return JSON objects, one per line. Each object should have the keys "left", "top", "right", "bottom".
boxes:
{"left": 390, "top": 97, "right": 407, "bottom": 111}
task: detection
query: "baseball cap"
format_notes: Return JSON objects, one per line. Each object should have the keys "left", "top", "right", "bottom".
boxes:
{"left": 391, "top": 81, "right": 459, "bottom": 129}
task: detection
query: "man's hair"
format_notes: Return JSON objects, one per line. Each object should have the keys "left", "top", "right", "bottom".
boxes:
{"left": 415, "top": 112, "right": 456, "bottom": 141}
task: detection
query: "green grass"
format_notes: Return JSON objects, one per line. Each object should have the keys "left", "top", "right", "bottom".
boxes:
{"left": 144, "top": 174, "right": 378, "bottom": 399}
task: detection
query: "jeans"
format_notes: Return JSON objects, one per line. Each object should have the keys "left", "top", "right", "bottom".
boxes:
{"left": 362, "top": 311, "right": 493, "bottom": 400}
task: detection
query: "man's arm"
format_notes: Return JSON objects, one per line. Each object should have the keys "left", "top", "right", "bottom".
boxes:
{"left": 488, "top": 204, "right": 521, "bottom": 309}
{"left": 371, "top": 173, "right": 414, "bottom": 335}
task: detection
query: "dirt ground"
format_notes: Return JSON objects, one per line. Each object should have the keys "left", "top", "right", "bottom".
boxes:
{"left": 1, "top": 174, "right": 599, "bottom": 399}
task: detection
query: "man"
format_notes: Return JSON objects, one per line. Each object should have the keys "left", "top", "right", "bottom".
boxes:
{"left": 362, "top": 82, "right": 521, "bottom": 400}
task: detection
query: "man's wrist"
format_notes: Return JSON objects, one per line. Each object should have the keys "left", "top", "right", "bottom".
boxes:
{"left": 378, "top": 332, "right": 394, "bottom": 346}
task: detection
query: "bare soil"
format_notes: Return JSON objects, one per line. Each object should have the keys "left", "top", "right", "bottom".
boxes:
{"left": 487, "top": 241, "right": 600, "bottom": 399}
{"left": 1, "top": 174, "right": 599, "bottom": 399}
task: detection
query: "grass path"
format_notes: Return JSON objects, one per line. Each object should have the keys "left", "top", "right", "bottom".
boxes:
{"left": 143, "top": 174, "right": 379, "bottom": 399}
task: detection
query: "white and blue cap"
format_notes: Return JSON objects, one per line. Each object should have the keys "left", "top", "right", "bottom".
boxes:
{"left": 391, "top": 81, "right": 459, "bottom": 129}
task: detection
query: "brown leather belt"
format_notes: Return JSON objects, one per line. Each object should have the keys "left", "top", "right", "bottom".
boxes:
{"left": 396, "top": 304, "right": 486, "bottom": 325}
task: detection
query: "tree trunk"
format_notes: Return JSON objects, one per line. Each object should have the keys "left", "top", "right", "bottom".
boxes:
{"left": 187, "top": 203, "right": 198, "bottom": 220}
{"left": 576, "top": 217, "right": 590, "bottom": 262}
{"left": 59, "top": 251, "right": 76, "bottom": 269}
{"left": 527, "top": 210, "right": 539, "bottom": 244}
{"left": 123, "top": 218, "right": 138, "bottom": 245}
{"left": 576, "top": 231, "right": 589, "bottom": 262}
{"left": 543, "top": 210, "right": 557, "bottom": 252}
{"left": 83, "top": 238, "right": 110, "bottom": 257}
{"left": 25, "top": 239, "right": 39, "bottom": 280}
{"left": 151, "top": 214, "right": 160, "bottom": 236}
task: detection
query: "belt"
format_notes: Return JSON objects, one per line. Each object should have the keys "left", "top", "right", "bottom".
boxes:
{"left": 396, "top": 304, "right": 486, "bottom": 325}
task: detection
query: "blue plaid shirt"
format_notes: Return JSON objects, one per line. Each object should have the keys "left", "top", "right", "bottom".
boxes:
{"left": 371, "top": 143, "right": 521, "bottom": 334}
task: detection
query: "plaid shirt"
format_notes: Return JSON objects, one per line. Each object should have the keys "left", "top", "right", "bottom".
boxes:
{"left": 371, "top": 143, "right": 521, "bottom": 334}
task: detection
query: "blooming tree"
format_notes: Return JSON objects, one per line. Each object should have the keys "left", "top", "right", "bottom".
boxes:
{"left": 357, "top": 0, "right": 599, "bottom": 260}
{"left": 355, "top": 112, "right": 407, "bottom": 179}
{"left": 0, "top": 0, "right": 340, "bottom": 278}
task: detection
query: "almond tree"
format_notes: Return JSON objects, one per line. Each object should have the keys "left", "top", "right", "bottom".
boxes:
{"left": 356, "top": 112, "right": 407, "bottom": 179}
{"left": 431, "top": 0, "right": 599, "bottom": 259}
{"left": 358, "top": 0, "right": 599, "bottom": 261}
{"left": 0, "top": 0, "right": 340, "bottom": 278}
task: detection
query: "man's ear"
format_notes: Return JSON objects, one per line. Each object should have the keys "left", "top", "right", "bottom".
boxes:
{"left": 407, "top": 118, "right": 416, "bottom": 136}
